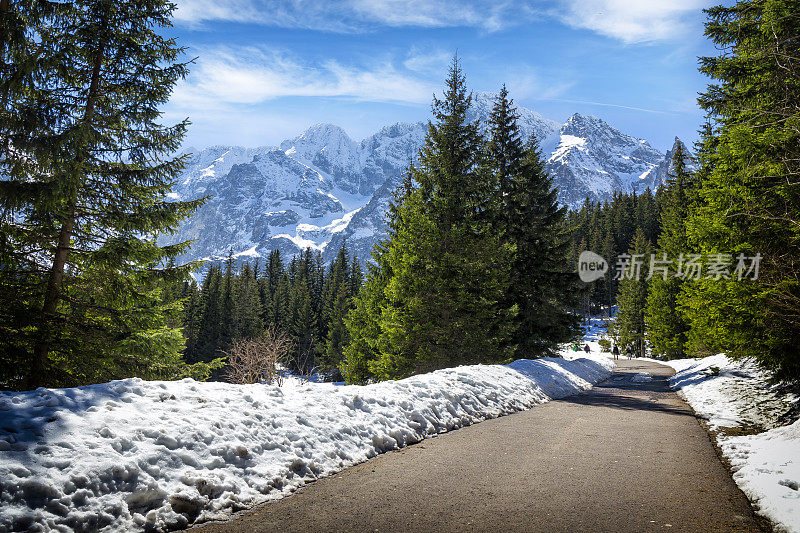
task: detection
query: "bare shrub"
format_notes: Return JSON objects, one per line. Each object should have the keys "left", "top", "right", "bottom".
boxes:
{"left": 225, "top": 326, "right": 293, "bottom": 385}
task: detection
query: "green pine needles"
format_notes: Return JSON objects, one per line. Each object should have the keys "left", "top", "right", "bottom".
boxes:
{"left": 599, "top": 0, "right": 800, "bottom": 382}
{"left": 342, "top": 60, "right": 581, "bottom": 384}
{"left": 681, "top": 0, "right": 800, "bottom": 380}
{"left": 0, "top": 0, "right": 211, "bottom": 389}
{"left": 177, "top": 247, "right": 363, "bottom": 381}
{"left": 645, "top": 141, "right": 693, "bottom": 360}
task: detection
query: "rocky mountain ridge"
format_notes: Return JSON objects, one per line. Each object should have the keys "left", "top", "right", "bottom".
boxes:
{"left": 164, "top": 93, "right": 680, "bottom": 265}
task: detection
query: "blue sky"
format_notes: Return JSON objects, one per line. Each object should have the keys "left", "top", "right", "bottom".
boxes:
{"left": 163, "top": 0, "right": 718, "bottom": 153}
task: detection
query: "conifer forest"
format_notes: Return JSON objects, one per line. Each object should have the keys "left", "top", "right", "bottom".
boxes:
{"left": 1, "top": 0, "right": 799, "bottom": 388}
{"left": 2, "top": 2, "right": 800, "bottom": 532}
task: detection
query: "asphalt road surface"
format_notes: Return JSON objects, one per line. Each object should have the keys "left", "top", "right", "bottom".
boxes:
{"left": 193, "top": 359, "right": 765, "bottom": 533}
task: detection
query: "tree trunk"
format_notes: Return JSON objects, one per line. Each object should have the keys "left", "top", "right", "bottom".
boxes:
{"left": 29, "top": 202, "right": 76, "bottom": 388}
{"left": 27, "top": 11, "right": 108, "bottom": 389}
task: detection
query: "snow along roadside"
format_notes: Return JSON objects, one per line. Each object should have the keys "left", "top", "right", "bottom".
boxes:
{"left": 665, "top": 355, "right": 800, "bottom": 532}
{"left": 0, "top": 357, "right": 613, "bottom": 533}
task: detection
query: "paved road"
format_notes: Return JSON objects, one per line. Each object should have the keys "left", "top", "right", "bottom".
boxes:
{"left": 193, "top": 359, "right": 764, "bottom": 533}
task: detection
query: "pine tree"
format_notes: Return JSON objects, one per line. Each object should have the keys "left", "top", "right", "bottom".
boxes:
{"left": 566, "top": 188, "right": 665, "bottom": 314}
{"left": 235, "top": 262, "right": 264, "bottom": 339}
{"left": 322, "top": 280, "right": 351, "bottom": 378}
{"left": 486, "top": 87, "right": 581, "bottom": 356}
{"left": 320, "top": 246, "right": 351, "bottom": 376}
{"left": 616, "top": 228, "right": 651, "bottom": 357}
{"left": 344, "top": 58, "right": 514, "bottom": 382}
{"left": 182, "top": 280, "right": 201, "bottom": 358}
{"left": 342, "top": 242, "right": 392, "bottom": 384}
{"left": 646, "top": 141, "right": 692, "bottom": 359}
{"left": 191, "top": 264, "right": 223, "bottom": 363}
{"left": 289, "top": 275, "right": 318, "bottom": 373}
{"left": 349, "top": 259, "right": 363, "bottom": 296}
{"left": 0, "top": 0, "right": 210, "bottom": 389}
{"left": 261, "top": 249, "right": 283, "bottom": 324}
{"left": 220, "top": 250, "right": 237, "bottom": 345}
{"left": 682, "top": 1, "right": 800, "bottom": 380}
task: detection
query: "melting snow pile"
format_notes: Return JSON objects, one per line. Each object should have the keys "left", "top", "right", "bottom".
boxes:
{"left": 0, "top": 357, "right": 612, "bottom": 532}
{"left": 667, "top": 355, "right": 800, "bottom": 532}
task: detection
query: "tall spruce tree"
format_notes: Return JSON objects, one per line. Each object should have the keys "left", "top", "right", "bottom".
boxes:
{"left": 341, "top": 241, "right": 392, "bottom": 384}
{"left": 681, "top": 0, "right": 800, "bottom": 380}
{"left": 343, "top": 58, "right": 514, "bottom": 383}
{"left": 645, "top": 141, "right": 693, "bottom": 359}
{"left": 0, "top": 0, "right": 212, "bottom": 389}
{"left": 485, "top": 87, "right": 581, "bottom": 356}
{"left": 615, "top": 228, "right": 651, "bottom": 356}
{"left": 321, "top": 246, "right": 351, "bottom": 376}
{"left": 235, "top": 262, "right": 264, "bottom": 339}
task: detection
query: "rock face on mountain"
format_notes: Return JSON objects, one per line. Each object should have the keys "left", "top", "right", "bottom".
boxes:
{"left": 545, "top": 113, "right": 666, "bottom": 207}
{"left": 164, "top": 93, "right": 679, "bottom": 265}
{"left": 643, "top": 137, "right": 695, "bottom": 190}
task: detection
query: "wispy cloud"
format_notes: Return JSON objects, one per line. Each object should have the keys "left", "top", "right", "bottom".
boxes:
{"left": 502, "top": 67, "right": 575, "bottom": 101}
{"left": 164, "top": 47, "right": 443, "bottom": 146}
{"left": 174, "top": 0, "right": 710, "bottom": 43}
{"left": 403, "top": 46, "right": 453, "bottom": 74}
{"left": 552, "top": 0, "right": 712, "bottom": 44}
{"left": 173, "top": 0, "right": 518, "bottom": 32}
{"left": 349, "top": 0, "right": 515, "bottom": 32}
{"left": 170, "top": 47, "right": 437, "bottom": 109}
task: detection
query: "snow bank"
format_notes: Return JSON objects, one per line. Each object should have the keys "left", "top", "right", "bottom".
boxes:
{"left": 667, "top": 354, "right": 795, "bottom": 431}
{"left": 666, "top": 355, "right": 800, "bottom": 532}
{"left": 723, "top": 420, "right": 800, "bottom": 532}
{"left": 0, "top": 357, "right": 612, "bottom": 532}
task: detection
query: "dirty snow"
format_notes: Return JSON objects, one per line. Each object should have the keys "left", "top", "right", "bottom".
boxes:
{"left": 0, "top": 357, "right": 612, "bottom": 532}
{"left": 666, "top": 355, "right": 800, "bottom": 532}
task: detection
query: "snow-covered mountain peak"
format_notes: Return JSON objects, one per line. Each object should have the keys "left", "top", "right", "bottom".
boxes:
{"left": 642, "top": 137, "right": 695, "bottom": 190}
{"left": 278, "top": 123, "right": 363, "bottom": 194}
{"left": 471, "top": 91, "right": 554, "bottom": 123}
{"left": 166, "top": 100, "right": 675, "bottom": 265}
{"left": 470, "top": 91, "right": 499, "bottom": 116}
{"left": 561, "top": 113, "right": 661, "bottom": 160}
{"left": 562, "top": 113, "right": 618, "bottom": 140}
{"left": 280, "top": 123, "right": 357, "bottom": 162}
{"left": 367, "top": 121, "right": 426, "bottom": 141}
{"left": 545, "top": 113, "right": 665, "bottom": 205}
{"left": 283, "top": 123, "right": 354, "bottom": 150}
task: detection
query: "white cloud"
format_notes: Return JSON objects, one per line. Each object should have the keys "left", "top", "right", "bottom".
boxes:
{"left": 349, "top": 0, "right": 514, "bottom": 32}
{"left": 554, "top": 0, "right": 711, "bottom": 44}
{"left": 172, "top": 0, "right": 357, "bottom": 31}
{"left": 502, "top": 67, "right": 575, "bottom": 101}
{"left": 172, "top": 0, "right": 260, "bottom": 26}
{"left": 169, "top": 47, "right": 436, "bottom": 111}
{"left": 162, "top": 46, "right": 437, "bottom": 147}
{"left": 173, "top": 0, "right": 519, "bottom": 32}
{"left": 174, "top": 0, "right": 709, "bottom": 43}
{"left": 403, "top": 46, "right": 453, "bottom": 74}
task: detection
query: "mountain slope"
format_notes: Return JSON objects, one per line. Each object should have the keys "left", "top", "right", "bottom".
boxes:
{"left": 643, "top": 137, "right": 696, "bottom": 190}
{"left": 165, "top": 94, "right": 674, "bottom": 265}
{"left": 546, "top": 113, "right": 664, "bottom": 206}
